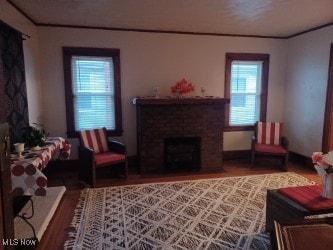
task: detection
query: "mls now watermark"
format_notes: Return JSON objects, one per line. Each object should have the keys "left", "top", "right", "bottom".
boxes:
{"left": 3, "top": 238, "right": 38, "bottom": 247}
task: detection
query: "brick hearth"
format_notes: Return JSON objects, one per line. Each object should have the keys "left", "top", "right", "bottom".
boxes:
{"left": 133, "top": 97, "right": 229, "bottom": 173}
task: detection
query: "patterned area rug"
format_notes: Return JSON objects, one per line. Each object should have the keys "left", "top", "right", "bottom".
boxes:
{"left": 64, "top": 173, "right": 314, "bottom": 250}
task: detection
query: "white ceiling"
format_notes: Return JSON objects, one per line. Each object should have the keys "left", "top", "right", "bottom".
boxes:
{"left": 8, "top": 0, "right": 333, "bottom": 38}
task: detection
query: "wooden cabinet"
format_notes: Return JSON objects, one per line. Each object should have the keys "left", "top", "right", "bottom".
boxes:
{"left": 0, "top": 47, "right": 5, "bottom": 123}
{"left": 0, "top": 123, "right": 15, "bottom": 249}
{"left": 273, "top": 218, "right": 333, "bottom": 249}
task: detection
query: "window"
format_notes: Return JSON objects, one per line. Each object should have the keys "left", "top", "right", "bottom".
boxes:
{"left": 63, "top": 47, "right": 122, "bottom": 137}
{"left": 225, "top": 53, "right": 269, "bottom": 131}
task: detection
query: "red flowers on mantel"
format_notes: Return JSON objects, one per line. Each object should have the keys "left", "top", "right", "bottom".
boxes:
{"left": 171, "top": 78, "right": 195, "bottom": 96}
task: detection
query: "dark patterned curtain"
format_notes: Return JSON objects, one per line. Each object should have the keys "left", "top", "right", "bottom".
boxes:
{"left": 0, "top": 21, "right": 29, "bottom": 144}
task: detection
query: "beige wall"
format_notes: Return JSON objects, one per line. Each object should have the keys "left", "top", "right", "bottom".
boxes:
{"left": 0, "top": 0, "right": 42, "bottom": 125}
{"left": 285, "top": 26, "right": 333, "bottom": 156}
{"left": 36, "top": 27, "right": 287, "bottom": 156}
{"left": 5, "top": 0, "right": 332, "bottom": 158}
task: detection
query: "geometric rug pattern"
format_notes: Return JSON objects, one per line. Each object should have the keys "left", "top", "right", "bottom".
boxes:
{"left": 64, "top": 173, "right": 314, "bottom": 250}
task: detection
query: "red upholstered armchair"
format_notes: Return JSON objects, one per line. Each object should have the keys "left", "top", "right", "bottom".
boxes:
{"left": 251, "top": 121, "right": 289, "bottom": 171}
{"left": 78, "top": 128, "right": 127, "bottom": 187}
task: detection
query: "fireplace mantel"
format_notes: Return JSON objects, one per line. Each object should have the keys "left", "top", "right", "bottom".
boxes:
{"left": 132, "top": 96, "right": 229, "bottom": 106}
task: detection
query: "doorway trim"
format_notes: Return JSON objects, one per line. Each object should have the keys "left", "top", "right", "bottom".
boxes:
{"left": 322, "top": 43, "right": 333, "bottom": 152}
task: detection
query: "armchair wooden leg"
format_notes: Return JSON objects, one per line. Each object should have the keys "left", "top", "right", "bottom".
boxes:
{"left": 91, "top": 168, "right": 96, "bottom": 187}
{"left": 124, "top": 162, "right": 128, "bottom": 179}
{"left": 282, "top": 154, "right": 288, "bottom": 172}
{"left": 79, "top": 161, "right": 96, "bottom": 187}
{"left": 78, "top": 147, "right": 96, "bottom": 187}
{"left": 251, "top": 152, "right": 254, "bottom": 168}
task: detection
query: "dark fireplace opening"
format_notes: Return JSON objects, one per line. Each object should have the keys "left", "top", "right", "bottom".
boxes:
{"left": 164, "top": 137, "right": 201, "bottom": 172}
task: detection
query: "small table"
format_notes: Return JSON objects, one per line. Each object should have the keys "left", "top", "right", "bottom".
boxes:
{"left": 266, "top": 186, "right": 333, "bottom": 232}
{"left": 273, "top": 218, "right": 333, "bottom": 250}
{"left": 10, "top": 137, "right": 71, "bottom": 196}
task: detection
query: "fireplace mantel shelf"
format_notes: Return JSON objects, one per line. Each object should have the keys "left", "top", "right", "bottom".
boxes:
{"left": 132, "top": 96, "right": 230, "bottom": 105}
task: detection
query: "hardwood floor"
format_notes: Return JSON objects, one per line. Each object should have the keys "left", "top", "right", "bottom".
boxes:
{"left": 38, "top": 158, "right": 320, "bottom": 250}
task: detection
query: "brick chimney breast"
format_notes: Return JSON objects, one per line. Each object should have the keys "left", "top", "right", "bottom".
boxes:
{"left": 133, "top": 97, "right": 229, "bottom": 174}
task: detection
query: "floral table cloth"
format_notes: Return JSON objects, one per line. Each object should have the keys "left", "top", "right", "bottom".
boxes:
{"left": 10, "top": 137, "right": 71, "bottom": 196}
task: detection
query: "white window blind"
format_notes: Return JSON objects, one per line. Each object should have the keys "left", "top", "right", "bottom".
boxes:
{"left": 229, "top": 61, "right": 262, "bottom": 126}
{"left": 71, "top": 56, "right": 115, "bottom": 131}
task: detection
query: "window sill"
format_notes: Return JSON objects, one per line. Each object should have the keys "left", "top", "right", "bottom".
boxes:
{"left": 224, "top": 125, "right": 254, "bottom": 132}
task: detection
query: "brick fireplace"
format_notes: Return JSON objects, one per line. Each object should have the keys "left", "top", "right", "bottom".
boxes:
{"left": 164, "top": 136, "right": 201, "bottom": 172}
{"left": 133, "top": 97, "right": 229, "bottom": 174}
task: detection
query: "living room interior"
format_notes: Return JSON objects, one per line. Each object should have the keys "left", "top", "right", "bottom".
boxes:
{"left": 1, "top": 0, "right": 333, "bottom": 249}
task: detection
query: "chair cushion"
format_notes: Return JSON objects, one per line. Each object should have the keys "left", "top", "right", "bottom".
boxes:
{"left": 79, "top": 128, "right": 109, "bottom": 153}
{"left": 95, "top": 151, "right": 125, "bottom": 167}
{"left": 257, "top": 122, "right": 283, "bottom": 145}
{"left": 255, "top": 143, "right": 287, "bottom": 154}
